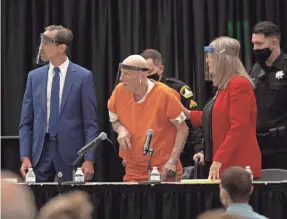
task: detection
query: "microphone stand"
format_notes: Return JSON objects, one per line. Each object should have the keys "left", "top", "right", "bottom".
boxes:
{"left": 61, "top": 153, "right": 86, "bottom": 185}
{"left": 146, "top": 146, "right": 154, "bottom": 181}
{"left": 138, "top": 146, "right": 159, "bottom": 184}
{"left": 193, "top": 158, "right": 200, "bottom": 179}
{"left": 62, "top": 136, "right": 116, "bottom": 185}
{"left": 57, "top": 172, "right": 63, "bottom": 194}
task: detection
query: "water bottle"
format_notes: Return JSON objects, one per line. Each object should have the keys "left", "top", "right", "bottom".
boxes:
{"left": 245, "top": 166, "right": 253, "bottom": 181}
{"left": 25, "top": 168, "right": 36, "bottom": 183}
{"left": 74, "top": 167, "right": 85, "bottom": 182}
{"left": 150, "top": 167, "right": 161, "bottom": 182}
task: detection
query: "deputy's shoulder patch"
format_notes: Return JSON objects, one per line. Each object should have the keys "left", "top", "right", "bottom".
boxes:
{"left": 189, "top": 99, "right": 198, "bottom": 109}
{"left": 180, "top": 85, "right": 193, "bottom": 98}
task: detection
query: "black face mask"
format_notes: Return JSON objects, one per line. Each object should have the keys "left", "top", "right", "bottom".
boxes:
{"left": 253, "top": 47, "right": 272, "bottom": 63}
{"left": 148, "top": 73, "right": 160, "bottom": 81}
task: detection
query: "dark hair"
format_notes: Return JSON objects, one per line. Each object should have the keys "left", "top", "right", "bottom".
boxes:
{"left": 220, "top": 166, "right": 252, "bottom": 203}
{"left": 141, "top": 49, "right": 163, "bottom": 65}
{"left": 45, "top": 25, "right": 73, "bottom": 46}
{"left": 252, "top": 21, "right": 281, "bottom": 40}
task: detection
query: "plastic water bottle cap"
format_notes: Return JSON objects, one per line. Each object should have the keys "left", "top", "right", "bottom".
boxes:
{"left": 28, "top": 168, "right": 33, "bottom": 170}
{"left": 246, "top": 166, "right": 250, "bottom": 169}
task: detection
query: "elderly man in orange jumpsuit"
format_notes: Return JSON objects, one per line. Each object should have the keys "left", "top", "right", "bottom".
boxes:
{"left": 108, "top": 55, "right": 189, "bottom": 182}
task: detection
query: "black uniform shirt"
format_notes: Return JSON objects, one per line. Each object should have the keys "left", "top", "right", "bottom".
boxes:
{"left": 250, "top": 53, "right": 287, "bottom": 132}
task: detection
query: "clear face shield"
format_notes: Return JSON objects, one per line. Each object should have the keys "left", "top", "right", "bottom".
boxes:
{"left": 113, "top": 63, "right": 149, "bottom": 88}
{"left": 33, "top": 33, "right": 68, "bottom": 66}
{"left": 204, "top": 46, "right": 215, "bottom": 81}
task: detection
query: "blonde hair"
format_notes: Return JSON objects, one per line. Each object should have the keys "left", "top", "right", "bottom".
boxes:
{"left": 209, "top": 36, "right": 254, "bottom": 90}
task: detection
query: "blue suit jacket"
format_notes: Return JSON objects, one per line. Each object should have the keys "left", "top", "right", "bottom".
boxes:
{"left": 19, "top": 62, "right": 99, "bottom": 167}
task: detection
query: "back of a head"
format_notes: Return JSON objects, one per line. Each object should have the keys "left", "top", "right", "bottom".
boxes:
{"left": 210, "top": 36, "right": 241, "bottom": 57}
{"left": 37, "top": 190, "right": 93, "bottom": 219}
{"left": 209, "top": 36, "right": 253, "bottom": 89}
{"left": 141, "top": 49, "right": 163, "bottom": 65}
{"left": 253, "top": 21, "right": 281, "bottom": 40}
{"left": 1, "top": 171, "right": 37, "bottom": 219}
{"left": 221, "top": 166, "right": 252, "bottom": 203}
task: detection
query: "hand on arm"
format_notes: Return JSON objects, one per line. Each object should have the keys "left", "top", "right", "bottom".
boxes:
{"left": 182, "top": 107, "right": 191, "bottom": 119}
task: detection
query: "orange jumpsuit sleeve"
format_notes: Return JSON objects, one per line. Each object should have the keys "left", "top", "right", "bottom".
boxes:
{"left": 165, "top": 90, "right": 184, "bottom": 120}
{"left": 107, "top": 87, "right": 117, "bottom": 113}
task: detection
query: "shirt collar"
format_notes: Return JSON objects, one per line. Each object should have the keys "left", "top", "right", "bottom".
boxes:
{"left": 270, "top": 52, "right": 285, "bottom": 71}
{"left": 49, "top": 57, "right": 69, "bottom": 75}
{"left": 227, "top": 203, "right": 253, "bottom": 212}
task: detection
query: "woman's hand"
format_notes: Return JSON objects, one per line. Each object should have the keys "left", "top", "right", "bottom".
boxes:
{"left": 208, "top": 161, "right": 222, "bottom": 180}
{"left": 182, "top": 107, "right": 191, "bottom": 120}
{"left": 193, "top": 152, "right": 204, "bottom": 164}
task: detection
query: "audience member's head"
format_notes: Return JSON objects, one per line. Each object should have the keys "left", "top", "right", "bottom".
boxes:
{"left": 1, "top": 170, "right": 37, "bottom": 219}
{"left": 37, "top": 190, "right": 93, "bottom": 219}
{"left": 219, "top": 166, "right": 253, "bottom": 208}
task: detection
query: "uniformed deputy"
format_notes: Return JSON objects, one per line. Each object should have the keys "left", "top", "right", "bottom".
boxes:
{"left": 250, "top": 21, "right": 287, "bottom": 170}
{"left": 141, "top": 49, "right": 203, "bottom": 168}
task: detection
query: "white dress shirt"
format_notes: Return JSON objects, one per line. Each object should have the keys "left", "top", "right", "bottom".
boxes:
{"left": 46, "top": 58, "right": 69, "bottom": 132}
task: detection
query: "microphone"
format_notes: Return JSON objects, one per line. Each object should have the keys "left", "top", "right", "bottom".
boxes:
{"left": 77, "top": 132, "right": 107, "bottom": 155}
{"left": 57, "top": 172, "right": 63, "bottom": 194}
{"left": 57, "top": 172, "right": 63, "bottom": 182}
{"left": 143, "top": 129, "right": 153, "bottom": 156}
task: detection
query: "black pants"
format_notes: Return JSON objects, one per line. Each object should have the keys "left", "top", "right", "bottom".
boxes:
{"left": 257, "top": 135, "right": 287, "bottom": 170}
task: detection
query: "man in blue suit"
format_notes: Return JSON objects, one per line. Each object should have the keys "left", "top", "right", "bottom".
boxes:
{"left": 19, "top": 25, "right": 99, "bottom": 182}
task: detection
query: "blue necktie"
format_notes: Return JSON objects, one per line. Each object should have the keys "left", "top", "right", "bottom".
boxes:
{"left": 48, "top": 67, "right": 60, "bottom": 137}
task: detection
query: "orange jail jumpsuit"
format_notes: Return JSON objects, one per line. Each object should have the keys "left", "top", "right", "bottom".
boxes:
{"left": 108, "top": 80, "right": 184, "bottom": 182}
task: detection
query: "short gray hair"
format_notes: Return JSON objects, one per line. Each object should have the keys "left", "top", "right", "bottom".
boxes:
{"left": 45, "top": 25, "right": 73, "bottom": 46}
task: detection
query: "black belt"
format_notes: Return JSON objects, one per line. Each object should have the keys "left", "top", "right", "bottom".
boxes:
{"left": 256, "top": 132, "right": 270, "bottom": 137}
{"left": 257, "top": 126, "right": 286, "bottom": 137}
{"left": 45, "top": 133, "right": 57, "bottom": 141}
